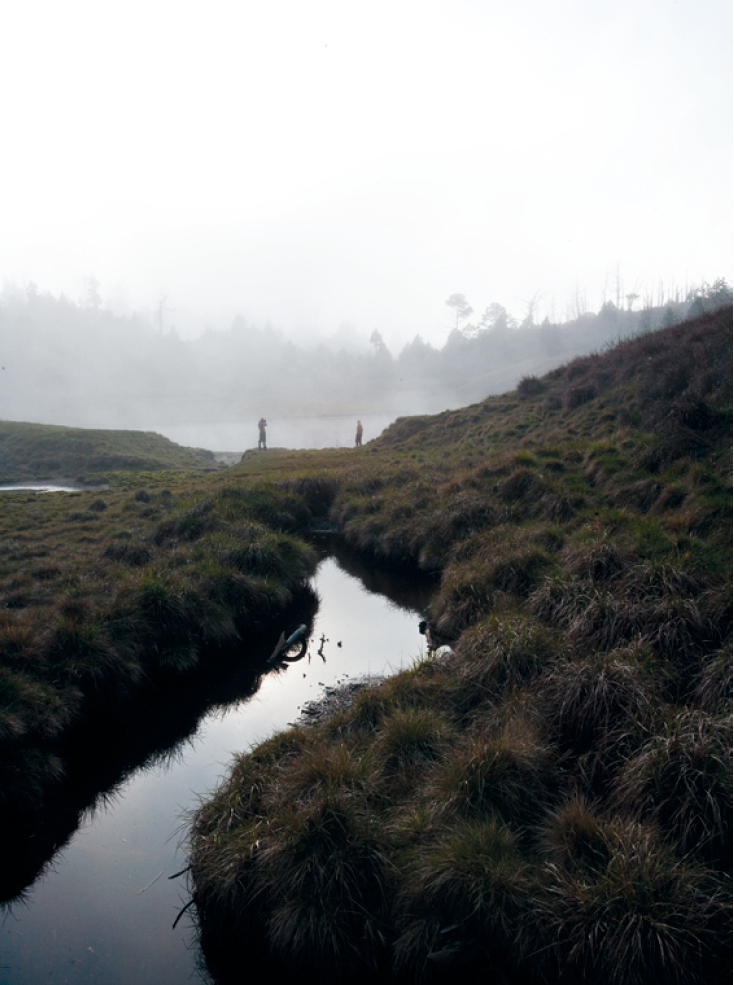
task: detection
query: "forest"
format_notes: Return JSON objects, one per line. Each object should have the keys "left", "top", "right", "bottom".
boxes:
{"left": 0, "top": 280, "right": 730, "bottom": 431}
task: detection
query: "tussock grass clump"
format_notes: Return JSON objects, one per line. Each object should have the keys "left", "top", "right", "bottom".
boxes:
{"left": 517, "top": 374, "right": 545, "bottom": 397}
{"left": 451, "top": 616, "right": 557, "bottom": 713}
{"left": 613, "top": 708, "right": 732, "bottom": 866}
{"left": 153, "top": 497, "right": 221, "bottom": 544}
{"left": 0, "top": 668, "right": 79, "bottom": 741}
{"left": 0, "top": 747, "right": 67, "bottom": 815}
{"left": 102, "top": 541, "right": 152, "bottom": 566}
{"left": 695, "top": 644, "right": 732, "bottom": 713}
{"left": 393, "top": 818, "right": 531, "bottom": 977}
{"left": 539, "top": 795, "right": 610, "bottom": 871}
{"left": 255, "top": 794, "right": 393, "bottom": 979}
{"left": 377, "top": 706, "right": 451, "bottom": 769}
{"left": 538, "top": 645, "right": 657, "bottom": 754}
{"left": 42, "top": 614, "right": 144, "bottom": 695}
{"left": 533, "top": 818, "right": 730, "bottom": 985}
{"left": 432, "top": 543, "right": 552, "bottom": 636}
{"left": 427, "top": 720, "right": 553, "bottom": 825}
{"left": 220, "top": 528, "right": 317, "bottom": 582}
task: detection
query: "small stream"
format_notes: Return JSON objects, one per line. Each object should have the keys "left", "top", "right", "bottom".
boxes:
{"left": 0, "top": 549, "right": 436, "bottom": 984}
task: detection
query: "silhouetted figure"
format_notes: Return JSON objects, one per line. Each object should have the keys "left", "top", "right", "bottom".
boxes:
{"left": 258, "top": 417, "right": 267, "bottom": 450}
{"left": 355, "top": 420, "right": 363, "bottom": 447}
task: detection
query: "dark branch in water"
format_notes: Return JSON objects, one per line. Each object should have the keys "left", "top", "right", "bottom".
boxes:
{"left": 268, "top": 624, "right": 309, "bottom": 663}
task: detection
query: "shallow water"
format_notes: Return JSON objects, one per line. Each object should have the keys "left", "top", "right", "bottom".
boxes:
{"left": 0, "top": 484, "right": 85, "bottom": 493}
{"left": 0, "top": 554, "right": 435, "bottom": 984}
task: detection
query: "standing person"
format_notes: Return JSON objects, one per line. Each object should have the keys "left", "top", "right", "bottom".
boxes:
{"left": 355, "top": 420, "right": 363, "bottom": 447}
{"left": 258, "top": 417, "right": 267, "bottom": 450}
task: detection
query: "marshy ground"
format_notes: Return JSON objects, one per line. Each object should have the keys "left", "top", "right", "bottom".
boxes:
{"left": 0, "top": 307, "right": 730, "bottom": 983}
{"left": 189, "top": 308, "right": 732, "bottom": 984}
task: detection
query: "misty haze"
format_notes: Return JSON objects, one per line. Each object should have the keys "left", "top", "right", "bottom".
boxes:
{"left": 1, "top": 280, "right": 730, "bottom": 454}
{"left": 0, "top": 2, "right": 731, "bottom": 984}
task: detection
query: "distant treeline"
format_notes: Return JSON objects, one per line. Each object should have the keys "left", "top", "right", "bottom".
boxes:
{"left": 0, "top": 280, "right": 730, "bottom": 429}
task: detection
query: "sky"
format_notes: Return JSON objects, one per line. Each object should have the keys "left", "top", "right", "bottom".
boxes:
{"left": 1, "top": 0, "right": 731, "bottom": 349}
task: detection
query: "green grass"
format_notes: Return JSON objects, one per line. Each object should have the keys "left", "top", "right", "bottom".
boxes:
{"left": 0, "top": 420, "right": 220, "bottom": 481}
{"left": 188, "top": 308, "right": 732, "bottom": 983}
{"left": 0, "top": 309, "right": 731, "bottom": 980}
{"left": 0, "top": 474, "right": 323, "bottom": 824}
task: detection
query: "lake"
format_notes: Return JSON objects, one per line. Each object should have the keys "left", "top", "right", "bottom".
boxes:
{"left": 0, "top": 547, "right": 436, "bottom": 984}
{"left": 150, "top": 414, "right": 399, "bottom": 453}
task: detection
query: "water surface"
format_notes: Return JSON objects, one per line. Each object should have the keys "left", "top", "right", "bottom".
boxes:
{"left": 152, "top": 413, "right": 398, "bottom": 453}
{"left": 0, "top": 555, "right": 434, "bottom": 984}
{"left": 0, "top": 484, "right": 86, "bottom": 493}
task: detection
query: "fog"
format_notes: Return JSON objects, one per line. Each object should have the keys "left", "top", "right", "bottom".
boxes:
{"left": 1, "top": 281, "right": 730, "bottom": 451}
{"left": 0, "top": 0, "right": 730, "bottom": 449}
{"left": 0, "top": 0, "right": 731, "bottom": 356}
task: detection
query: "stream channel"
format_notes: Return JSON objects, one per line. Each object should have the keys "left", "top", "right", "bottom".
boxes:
{"left": 0, "top": 541, "right": 437, "bottom": 984}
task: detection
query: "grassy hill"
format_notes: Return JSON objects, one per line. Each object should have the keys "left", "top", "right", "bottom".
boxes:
{"left": 0, "top": 308, "right": 729, "bottom": 982}
{"left": 189, "top": 307, "right": 732, "bottom": 984}
{"left": 0, "top": 420, "right": 219, "bottom": 482}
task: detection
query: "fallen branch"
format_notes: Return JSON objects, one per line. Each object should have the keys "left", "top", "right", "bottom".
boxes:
{"left": 268, "top": 624, "right": 308, "bottom": 663}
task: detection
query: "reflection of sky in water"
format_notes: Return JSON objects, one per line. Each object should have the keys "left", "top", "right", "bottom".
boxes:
{"left": 0, "top": 484, "right": 84, "bottom": 493}
{"left": 1, "top": 557, "right": 431, "bottom": 985}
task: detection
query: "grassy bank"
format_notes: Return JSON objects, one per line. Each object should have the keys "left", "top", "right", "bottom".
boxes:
{"left": 189, "top": 308, "right": 732, "bottom": 984}
{"left": 0, "top": 469, "right": 336, "bottom": 864}
{"left": 0, "top": 420, "right": 220, "bottom": 483}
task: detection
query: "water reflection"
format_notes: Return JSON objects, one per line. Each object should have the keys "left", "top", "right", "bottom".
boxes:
{"left": 0, "top": 552, "right": 435, "bottom": 985}
{"left": 0, "top": 483, "right": 92, "bottom": 493}
{"left": 0, "top": 592, "right": 317, "bottom": 906}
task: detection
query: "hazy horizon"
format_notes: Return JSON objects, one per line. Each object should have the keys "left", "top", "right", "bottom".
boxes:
{"left": 1, "top": 0, "right": 730, "bottom": 353}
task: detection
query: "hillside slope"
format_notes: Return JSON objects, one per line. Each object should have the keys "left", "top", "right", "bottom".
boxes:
{"left": 0, "top": 420, "right": 218, "bottom": 482}
{"left": 190, "top": 308, "right": 732, "bottom": 985}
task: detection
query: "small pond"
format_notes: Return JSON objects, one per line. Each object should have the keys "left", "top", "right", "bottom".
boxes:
{"left": 0, "top": 484, "right": 89, "bottom": 493}
{"left": 0, "top": 548, "right": 436, "bottom": 984}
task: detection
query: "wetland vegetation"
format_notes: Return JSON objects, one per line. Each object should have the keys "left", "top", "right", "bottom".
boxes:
{"left": 189, "top": 307, "right": 732, "bottom": 984}
{"left": 0, "top": 306, "right": 730, "bottom": 983}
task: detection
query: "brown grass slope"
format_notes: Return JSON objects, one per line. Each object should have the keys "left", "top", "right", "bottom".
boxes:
{"left": 189, "top": 308, "right": 732, "bottom": 985}
{"left": 0, "top": 419, "right": 219, "bottom": 482}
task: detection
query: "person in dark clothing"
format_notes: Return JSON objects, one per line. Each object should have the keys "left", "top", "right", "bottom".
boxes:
{"left": 258, "top": 417, "right": 267, "bottom": 450}
{"left": 355, "top": 420, "right": 363, "bottom": 447}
